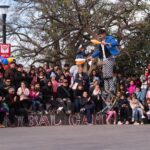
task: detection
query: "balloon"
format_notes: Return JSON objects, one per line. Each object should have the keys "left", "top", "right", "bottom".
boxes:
{"left": 8, "top": 57, "right": 14, "bottom": 63}
{"left": 0, "top": 56, "right": 4, "bottom": 62}
{"left": 2, "top": 59, "right": 8, "bottom": 65}
{"left": 90, "top": 39, "right": 101, "bottom": 45}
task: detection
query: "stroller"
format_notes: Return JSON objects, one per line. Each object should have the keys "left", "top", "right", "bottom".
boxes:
{"left": 98, "top": 92, "right": 118, "bottom": 124}
{"left": 100, "top": 92, "right": 117, "bottom": 113}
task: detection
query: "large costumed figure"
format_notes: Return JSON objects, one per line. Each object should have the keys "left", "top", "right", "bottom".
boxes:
{"left": 89, "top": 29, "right": 120, "bottom": 93}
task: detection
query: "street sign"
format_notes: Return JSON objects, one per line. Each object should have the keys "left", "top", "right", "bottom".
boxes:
{"left": 0, "top": 43, "right": 11, "bottom": 58}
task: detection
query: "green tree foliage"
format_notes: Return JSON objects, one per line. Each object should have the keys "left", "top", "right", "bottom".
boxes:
{"left": 116, "top": 14, "right": 150, "bottom": 76}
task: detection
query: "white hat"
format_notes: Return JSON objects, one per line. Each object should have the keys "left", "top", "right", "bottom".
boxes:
{"left": 50, "top": 72, "right": 56, "bottom": 78}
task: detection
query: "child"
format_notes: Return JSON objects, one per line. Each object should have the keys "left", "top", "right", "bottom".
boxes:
{"left": 128, "top": 80, "right": 136, "bottom": 96}
{"left": 105, "top": 97, "right": 117, "bottom": 125}
{"left": 117, "top": 94, "right": 130, "bottom": 125}
{"left": 76, "top": 46, "right": 86, "bottom": 59}
{"left": 29, "top": 84, "right": 42, "bottom": 113}
{"left": 50, "top": 72, "right": 58, "bottom": 98}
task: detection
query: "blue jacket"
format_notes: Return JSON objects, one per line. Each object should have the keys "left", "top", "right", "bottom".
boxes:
{"left": 92, "top": 35, "right": 120, "bottom": 58}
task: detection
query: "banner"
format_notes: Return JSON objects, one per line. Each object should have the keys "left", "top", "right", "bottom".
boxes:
{"left": 0, "top": 44, "right": 11, "bottom": 58}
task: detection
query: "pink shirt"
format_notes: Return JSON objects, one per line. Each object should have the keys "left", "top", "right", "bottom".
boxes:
{"left": 128, "top": 85, "right": 136, "bottom": 95}
{"left": 52, "top": 80, "right": 58, "bottom": 93}
{"left": 29, "top": 90, "right": 39, "bottom": 100}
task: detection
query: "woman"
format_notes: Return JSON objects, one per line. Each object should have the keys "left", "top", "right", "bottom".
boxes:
{"left": 80, "top": 91, "right": 95, "bottom": 124}
{"left": 89, "top": 69, "right": 100, "bottom": 83}
{"left": 28, "top": 68, "right": 37, "bottom": 85}
{"left": 37, "top": 72, "right": 47, "bottom": 88}
{"left": 129, "top": 93, "right": 145, "bottom": 125}
{"left": 17, "top": 81, "right": 32, "bottom": 111}
{"left": 73, "top": 84, "right": 84, "bottom": 113}
{"left": 91, "top": 85, "right": 103, "bottom": 112}
{"left": 42, "top": 80, "right": 53, "bottom": 113}
{"left": 5, "top": 87, "right": 29, "bottom": 127}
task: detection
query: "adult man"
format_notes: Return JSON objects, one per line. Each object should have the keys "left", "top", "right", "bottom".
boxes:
{"left": 90, "top": 29, "right": 120, "bottom": 93}
{"left": 5, "top": 62, "right": 16, "bottom": 85}
{"left": 15, "top": 64, "right": 28, "bottom": 89}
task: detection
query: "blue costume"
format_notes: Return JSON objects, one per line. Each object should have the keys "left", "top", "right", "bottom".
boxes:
{"left": 91, "top": 35, "right": 120, "bottom": 92}
{"left": 92, "top": 35, "right": 120, "bottom": 59}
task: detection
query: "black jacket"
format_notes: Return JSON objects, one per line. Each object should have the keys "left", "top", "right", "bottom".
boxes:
{"left": 57, "top": 86, "right": 72, "bottom": 100}
{"left": 42, "top": 86, "right": 53, "bottom": 100}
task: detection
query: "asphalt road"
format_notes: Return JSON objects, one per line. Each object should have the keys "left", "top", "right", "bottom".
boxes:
{"left": 0, "top": 125, "right": 150, "bottom": 150}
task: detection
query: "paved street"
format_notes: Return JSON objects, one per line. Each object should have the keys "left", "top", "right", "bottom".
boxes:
{"left": 0, "top": 125, "right": 150, "bottom": 150}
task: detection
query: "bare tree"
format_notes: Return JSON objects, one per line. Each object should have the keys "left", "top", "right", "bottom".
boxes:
{"left": 5, "top": 0, "right": 150, "bottom": 67}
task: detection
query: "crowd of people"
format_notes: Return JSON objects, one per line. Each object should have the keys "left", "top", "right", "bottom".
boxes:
{"left": 0, "top": 60, "right": 150, "bottom": 128}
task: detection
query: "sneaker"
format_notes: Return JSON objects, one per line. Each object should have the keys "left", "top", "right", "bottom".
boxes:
{"left": 58, "top": 107, "right": 63, "bottom": 111}
{"left": 44, "top": 110, "right": 49, "bottom": 115}
{"left": 134, "top": 122, "right": 140, "bottom": 125}
{"left": 37, "top": 111, "right": 42, "bottom": 115}
{"left": 0, "top": 124, "right": 5, "bottom": 128}
{"left": 125, "top": 121, "right": 129, "bottom": 125}
{"left": 87, "top": 123, "right": 93, "bottom": 126}
{"left": 57, "top": 107, "right": 63, "bottom": 114}
{"left": 131, "top": 118, "right": 134, "bottom": 122}
{"left": 66, "top": 110, "right": 71, "bottom": 115}
{"left": 113, "top": 122, "right": 117, "bottom": 125}
{"left": 80, "top": 108, "right": 85, "bottom": 112}
{"left": 117, "top": 121, "right": 123, "bottom": 125}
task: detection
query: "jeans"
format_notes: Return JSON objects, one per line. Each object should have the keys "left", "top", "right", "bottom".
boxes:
{"left": 132, "top": 108, "right": 143, "bottom": 121}
{"left": 74, "top": 98, "right": 82, "bottom": 113}
{"left": 32, "top": 100, "right": 42, "bottom": 112}
{"left": 84, "top": 103, "right": 95, "bottom": 123}
{"left": 140, "top": 88, "right": 147, "bottom": 103}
